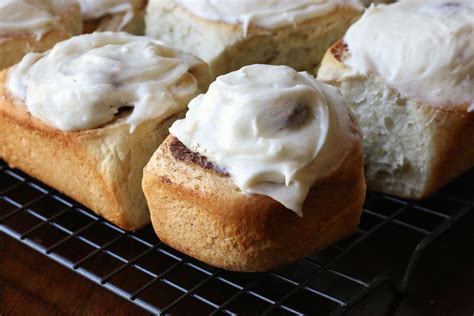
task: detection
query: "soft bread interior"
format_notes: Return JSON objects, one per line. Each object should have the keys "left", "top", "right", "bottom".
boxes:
{"left": 318, "top": 41, "right": 474, "bottom": 198}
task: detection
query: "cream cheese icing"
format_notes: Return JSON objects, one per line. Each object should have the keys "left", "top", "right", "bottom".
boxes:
{"left": 7, "top": 32, "right": 206, "bottom": 132}
{"left": 344, "top": 0, "right": 474, "bottom": 110}
{"left": 0, "top": 0, "right": 68, "bottom": 39}
{"left": 78, "top": 0, "right": 134, "bottom": 30}
{"left": 170, "top": 64, "right": 357, "bottom": 215}
{"left": 176, "top": 0, "right": 364, "bottom": 35}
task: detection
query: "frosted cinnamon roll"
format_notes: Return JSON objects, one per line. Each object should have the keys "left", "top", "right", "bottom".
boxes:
{"left": 318, "top": 0, "right": 474, "bottom": 198}
{"left": 0, "top": 32, "right": 210, "bottom": 230}
{"left": 146, "top": 0, "right": 364, "bottom": 78}
{"left": 0, "top": 0, "right": 81, "bottom": 70}
{"left": 79, "top": 0, "right": 146, "bottom": 34}
{"left": 143, "top": 64, "right": 365, "bottom": 271}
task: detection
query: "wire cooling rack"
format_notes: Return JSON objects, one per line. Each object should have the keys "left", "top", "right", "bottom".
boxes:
{"left": 0, "top": 159, "right": 472, "bottom": 315}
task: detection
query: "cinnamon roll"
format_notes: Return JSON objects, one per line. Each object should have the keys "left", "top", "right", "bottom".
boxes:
{"left": 318, "top": 0, "right": 474, "bottom": 198}
{"left": 0, "top": 32, "right": 209, "bottom": 230}
{"left": 142, "top": 64, "right": 365, "bottom": 271}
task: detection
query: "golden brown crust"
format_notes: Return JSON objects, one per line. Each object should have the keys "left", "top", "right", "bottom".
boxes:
{"left": 143, "top": 129, "right": 365, "bottom": 271}
{"left": 423, "top": 108, "right": 474, "bottom": 197}
{"left": 0, "top": 3, "right": 82, "bottom": 70}
{"left": 318, "top": 41, "right": 474, "bottom": 198}
{"left": 0, "top": 66, "right": 202, "bottom": 230}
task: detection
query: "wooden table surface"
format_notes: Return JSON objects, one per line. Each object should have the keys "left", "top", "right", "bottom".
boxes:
{"left": 1, "top": 211, "right": 473, "bottom": 315}
{"left": 0, "top": 233, "right": 146, "bottom": 316}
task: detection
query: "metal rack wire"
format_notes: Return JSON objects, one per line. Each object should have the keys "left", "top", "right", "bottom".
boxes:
{"left": 1, "top": 159, "right": 472, "bottom": 315}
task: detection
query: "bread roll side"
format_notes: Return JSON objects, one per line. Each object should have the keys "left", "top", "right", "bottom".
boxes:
{"left": 0, "top": 71, "right": 181, "bottom": 230}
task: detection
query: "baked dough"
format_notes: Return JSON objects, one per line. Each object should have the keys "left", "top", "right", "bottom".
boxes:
{"left": 145, "top": 0, "right": 362, "bottom": 78}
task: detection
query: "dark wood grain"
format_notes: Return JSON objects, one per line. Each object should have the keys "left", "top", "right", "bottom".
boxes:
{"left": 0, "top": 233, "right": 148, "bottom": 316}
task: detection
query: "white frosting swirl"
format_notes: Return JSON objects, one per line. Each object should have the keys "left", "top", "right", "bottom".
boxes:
{"left": 344, "top": 0, "right": 474, "bottom": 110}
{"left": 0, "top": 0, "right": 69, "bottom": 39}
{"left": 78, "top": 0, "right": 134, "bottom": 30}
{"left": 8, "top": 32, "right": 207, "bottom": 131}
{"left": 170, "top": 64, "right": 356, "bottom": 215}
{"left": 177, "top": 0, "right": 363, "bottom": 34}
